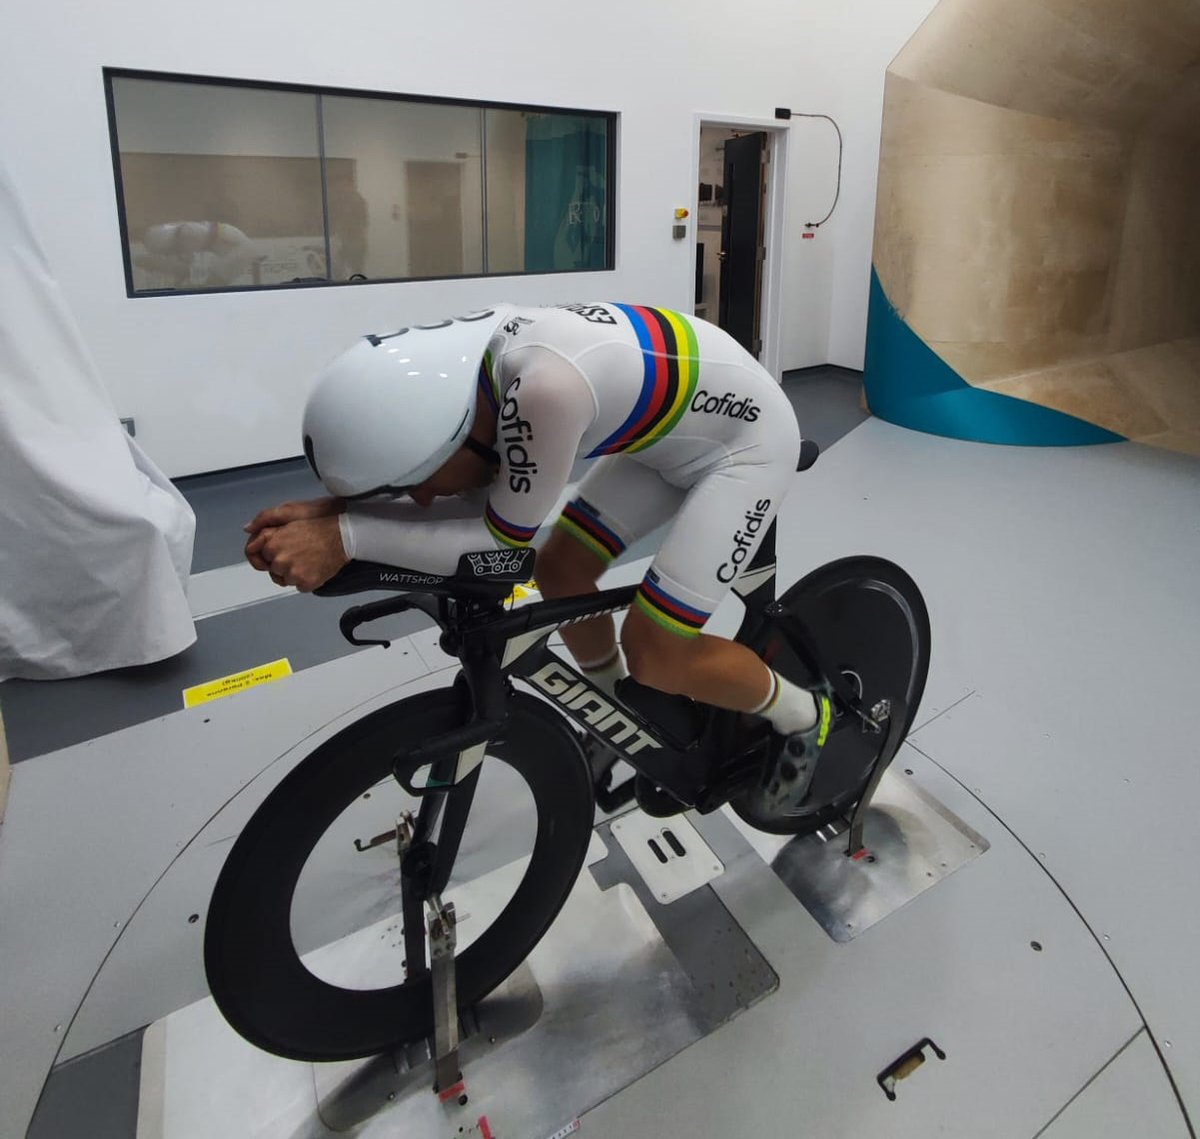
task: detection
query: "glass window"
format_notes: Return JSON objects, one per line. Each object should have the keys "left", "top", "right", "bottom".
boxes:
{"left": 321, "top": 96, "right": 483, "bottom": 282}
{"left": 519, "top": 112, "right": 610, "bottom": 273}
{"left": 484, "top": 109, "right": 529, "bottom": 275}
{"left": 484, "top": 109, "right": 612, "bottom": 275}
{"left": 111, "top": 76, "right": 326, "bottom": 292}
{"left": 106, "top": 71, "right": 614, "bottom": 294}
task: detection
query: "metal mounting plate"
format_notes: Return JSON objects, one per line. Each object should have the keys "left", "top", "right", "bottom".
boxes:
{"left": 726, "top": 768, "right": 989, "bottom": 942}
{"left": 610, "top": 812, "right": 724, "bottom": 904}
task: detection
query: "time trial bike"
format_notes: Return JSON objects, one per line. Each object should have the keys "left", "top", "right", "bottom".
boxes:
{"left": 203, "top": 440, "right": 930, "bottom": 1074}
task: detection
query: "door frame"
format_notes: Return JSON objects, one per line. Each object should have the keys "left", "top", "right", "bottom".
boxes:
{"left": 691, "top": 115, "right": 789, "bottom": 381}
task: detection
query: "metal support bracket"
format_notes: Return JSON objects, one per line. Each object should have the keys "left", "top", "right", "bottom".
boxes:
{"left": 429, "top": 896, "right": 465, "bottom": 1104}
{"left": 846, "top": 698, "right": 907, "bottom": 857}
{"left": 396, "top": 811, "right": 414, "bottom": 858}
{"left": 397, "top": 812, "right": 429, "bottom": 989}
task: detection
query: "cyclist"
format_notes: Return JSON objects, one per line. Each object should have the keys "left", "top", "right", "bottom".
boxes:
{"left": 244, "top": 303, "right": 833, "bottom": 773}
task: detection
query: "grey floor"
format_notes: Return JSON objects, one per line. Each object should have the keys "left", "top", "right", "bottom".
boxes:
{"left": 6, "top": 365, "right": 1198, "bottom": 1138}
{"left": 177, "top": 460, "right": 325, "bottom": 575}
{"left": 26, "top": 1032, "right": 143, "bottom": 1139}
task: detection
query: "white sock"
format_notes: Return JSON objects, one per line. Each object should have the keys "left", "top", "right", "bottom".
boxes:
{"left": 578, "top": 647, "right": 629, "bottom": 698}
{"left": 751, "top": 668, "right": 818, "bottom": 734}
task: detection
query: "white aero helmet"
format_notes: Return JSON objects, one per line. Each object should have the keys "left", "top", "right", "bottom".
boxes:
{"left": 302, "top": 311, "right": 502, "bottom": 497}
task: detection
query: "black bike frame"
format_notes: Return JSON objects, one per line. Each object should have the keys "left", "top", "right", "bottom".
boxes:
{"left": 390, "top": 519, "right": 783, "bottom": 798}
{"left": 325, "top": 520, "right": 806, "bottom": 902}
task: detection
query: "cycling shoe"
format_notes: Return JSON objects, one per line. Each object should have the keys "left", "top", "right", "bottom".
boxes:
{"left": 759, "top": 690, "right": 835, "bottom": 812}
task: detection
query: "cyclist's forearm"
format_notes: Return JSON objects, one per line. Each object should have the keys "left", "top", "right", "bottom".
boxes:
{"left": 339, "top": 506, "right": 522, "bottom": 575}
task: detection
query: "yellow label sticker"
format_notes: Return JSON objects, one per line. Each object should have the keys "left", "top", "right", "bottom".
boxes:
{"left": 506, "top": 580, "right": 541, "bottom": 605}
{"left": 183, "top": 658, "right": 293, "bottom": 709}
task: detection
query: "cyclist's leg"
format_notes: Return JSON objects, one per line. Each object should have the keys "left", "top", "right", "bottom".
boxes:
{"left": 537, "top": 457, "right": 685, "bottom": 672}
{"left": 619, "top": 457, "right": 795, "bottom": 711}
{"left": 617, "top": 410, "right": 825, "bottom": 740}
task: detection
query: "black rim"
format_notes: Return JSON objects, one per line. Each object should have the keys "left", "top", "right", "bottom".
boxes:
{"left": 204, "top": 691, "right": 593, "bottom": 1061}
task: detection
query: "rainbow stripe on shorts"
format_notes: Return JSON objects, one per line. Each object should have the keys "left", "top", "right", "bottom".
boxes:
{"left": 556, "top": 498, "right": 626, "bottom": 563}
{"left": 586, "top": 305, "right": 700, "bottom": 457}
{"left": 634, "top": 573, "right": 710, "bottom": 638}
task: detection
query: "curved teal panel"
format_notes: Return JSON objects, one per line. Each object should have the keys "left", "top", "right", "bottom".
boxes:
{"left": 864, "top": 269, "right": 1124, "bottom": 446}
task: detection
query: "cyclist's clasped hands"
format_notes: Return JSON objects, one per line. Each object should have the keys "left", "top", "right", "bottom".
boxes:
{"left": 244, "top": 497, "right": 349, "bottom": 591}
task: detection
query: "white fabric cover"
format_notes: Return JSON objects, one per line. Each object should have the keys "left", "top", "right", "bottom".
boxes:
{"left": 0, "top": 159, "right": 196, "bottom": 680}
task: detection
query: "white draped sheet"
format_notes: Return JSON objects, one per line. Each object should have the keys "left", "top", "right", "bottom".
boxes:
{"left": 0, "top": 160, "right": 196, "bottom": 680}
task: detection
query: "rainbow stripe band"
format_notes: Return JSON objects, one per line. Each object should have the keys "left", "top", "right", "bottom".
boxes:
{"left": 485, "top": 503, "right": 538, "bottom": 548}
{"left": 634, "top": 577, "right": 710, "bottom": 638}
{"left": 556, "top": 500, "right": 626, "bottom": 562}
{"left": 587, "top": 305, "right": 700, "bottom": 457}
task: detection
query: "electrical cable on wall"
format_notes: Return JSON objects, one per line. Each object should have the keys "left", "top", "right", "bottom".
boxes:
{"left": 788, "top": 112, "right": 843, "bottom": 230}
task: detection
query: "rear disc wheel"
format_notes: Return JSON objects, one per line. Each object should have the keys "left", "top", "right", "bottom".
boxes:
{"left": 732, "top": 557, "right": 930, "bottom": 836}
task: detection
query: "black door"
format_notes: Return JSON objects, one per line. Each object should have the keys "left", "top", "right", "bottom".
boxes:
{"left": 718, "top": 132, "right": 766, "bottom": 356}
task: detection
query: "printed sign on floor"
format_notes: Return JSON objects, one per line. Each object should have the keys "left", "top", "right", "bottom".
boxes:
{"left": 182, "top": 658, "right": 293, "bottom": 708}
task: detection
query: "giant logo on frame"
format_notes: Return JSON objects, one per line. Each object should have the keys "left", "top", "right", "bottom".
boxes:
{"left": 527, "top": 662, "right": 661, "bottom": 755}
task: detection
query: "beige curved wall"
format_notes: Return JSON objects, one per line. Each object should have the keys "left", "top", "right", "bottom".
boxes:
{"left": 873, "top": 0, "right": 1200, "bottom": 455}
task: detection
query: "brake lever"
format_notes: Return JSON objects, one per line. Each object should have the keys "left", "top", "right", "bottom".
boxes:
{"left": 339, "top": 610, "right": 393, "bottom": 648}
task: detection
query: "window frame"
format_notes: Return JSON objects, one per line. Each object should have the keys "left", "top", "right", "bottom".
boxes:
{"left": 103, "top": 67, "right": 618, "bottom": 298}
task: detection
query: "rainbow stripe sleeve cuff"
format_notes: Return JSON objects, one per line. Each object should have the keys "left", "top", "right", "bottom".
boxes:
{"left": 634, "top": 577, "right": 710, "bottom": 638}
{"left": 478, "top": 353, "right": 499, "bottom": 412}
{"left": 485, "top": 503, "right": 538, "bottom": 548}
{"left": 556, "top": 500, "right": 626, "bottom": 563}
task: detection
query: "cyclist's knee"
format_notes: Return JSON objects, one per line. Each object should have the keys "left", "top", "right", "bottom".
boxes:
{"left": 623, "top": 614, "right": 690, "bottom": 694}
{"left": 535, "top": 530, "right": 605, "bottom": 597}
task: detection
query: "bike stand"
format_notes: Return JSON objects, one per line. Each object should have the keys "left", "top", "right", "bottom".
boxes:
{"left": 845, "top": 697, "right": 908, "bottom": 859}
{"left": 428, "top": 897, "right": 467, "bottom": 1107}
{"left": 396, "top": 811, "right": 469, "bottom": 1108}
{"left": 140, "top": 824, "right": 787, "bottom": 1138}
{"left": 729, "top": 709, "right": 989, "bottom": 946}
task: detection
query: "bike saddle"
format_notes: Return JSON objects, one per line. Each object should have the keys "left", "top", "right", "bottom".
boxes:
{"left": 797, "top": 438, "right": 820, "bottom": 472}
{"left": 315, "top": 547, "right": 537, "bottom": 599}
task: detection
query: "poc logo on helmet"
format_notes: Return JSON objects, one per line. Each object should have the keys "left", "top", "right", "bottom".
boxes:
{"left": 367, "top": 310, "right": 498, "bottom": 344}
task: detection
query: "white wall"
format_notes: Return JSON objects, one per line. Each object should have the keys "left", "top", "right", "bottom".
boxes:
{"left": 0, "top": 0, "right": 939, "bottom": 477}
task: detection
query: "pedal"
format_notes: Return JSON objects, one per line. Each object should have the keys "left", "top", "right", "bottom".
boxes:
{"left": 583, "top": 735, "right": 639, "bottom": 813}
{"left": 634, "top": 775, "right": 687, "bottom": 818}
{"left": 581, "top": 735, "right": 620, "bottom": 785}
{"left": 595, "top": 773, "right": 638, "bottom": 813}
